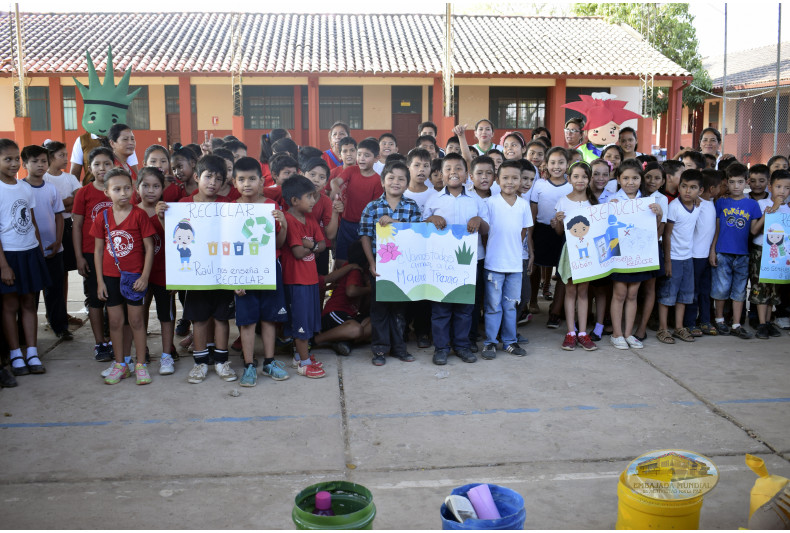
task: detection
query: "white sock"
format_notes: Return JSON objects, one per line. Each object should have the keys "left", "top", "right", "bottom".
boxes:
{"left": 10, "top": 348, "right": 24, "bottom": 368}
{"left": 732, "top": 323, "right": 741, "bottom": 329}
{"left": 568, "top": 331, "right": 577, "bottom": 336}
{"left": 715, "top": 317, "right": 724, "bottom": 324}
{"left": 25, "top": 347, "right": 41, "bottom": 365}
{"left": 578, "top": 331, "right": 587, "bottom": 337}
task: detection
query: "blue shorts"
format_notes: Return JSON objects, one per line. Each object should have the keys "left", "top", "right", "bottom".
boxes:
{"left": 285, "top": 284, "right": 321, "bottom": 339}
{"left": 334, "top": 219, "right": 359, "bottom": 261}
{"left": 711, "top": 253, "right": 749, "bottom": 302}
{"left": 234, "top": 262, "right": 287, "bottom": 326}
{"left": 658, "top": 258, "right": 694, "bottom": 306}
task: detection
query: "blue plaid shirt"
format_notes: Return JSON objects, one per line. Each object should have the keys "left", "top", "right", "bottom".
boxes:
{"left": 358, "top": 194, "right": 422, "bottom": 253}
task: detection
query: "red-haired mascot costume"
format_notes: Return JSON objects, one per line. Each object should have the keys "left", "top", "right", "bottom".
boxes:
{"left": 562, "top": 93, "right": 641, "bottom": 163}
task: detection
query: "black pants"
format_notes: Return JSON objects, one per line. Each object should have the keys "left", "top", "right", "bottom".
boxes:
{"left": 41, "top": 252, "right": 68, "bottom": 335}
{"left": 405, "top": 300, "right": 431, "bottom": 338}
{"left": 369, "top": 273, "right": 407, "bottom": 355}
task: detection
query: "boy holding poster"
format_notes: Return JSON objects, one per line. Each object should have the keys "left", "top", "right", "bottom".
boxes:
{"left": 481, "top": 160, "right": 533, "bottom": 360}
{"left": 359, "top": 162, "right": 422, "bottom": 366}
{"left": 231, "top": 157, "right": 289, "bottom": 387}
{"left": 423, "top": 153, "right": 490, "bottom": 365}
{"left": 748, "top": 169, "right": 790, "bottom": 339}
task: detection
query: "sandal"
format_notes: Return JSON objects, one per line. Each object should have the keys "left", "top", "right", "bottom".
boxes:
{"left": 9, "top": 355, "right": 29, "bottom": 376}
{"left": 689, "top": 326, "right": 703, "bottom": 338}
{"left": 672, "top": 327, "right": 695, "bottom": 342}
{"left": 699, "top": 322, "right": 719, "bottom": 336}
{"left": 656, "top": 329, "right": 675, "bottom": 344}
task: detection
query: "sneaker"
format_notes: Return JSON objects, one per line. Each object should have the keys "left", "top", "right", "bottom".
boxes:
{"left": 94, "top": 343, "right": 113, "bottom": 362}
{"left": 755, "top": 324, "right": 770, "bottom": 340}
{"left": 392, "top": 352, "right": 415, "bottom": 362}
{"left": 455, "top": 347, "right": 477, "bottom": 363}
{"left": 175, "top": 318, "right": 190, "bottom": 337}
{"left": 0, "top": 367, "right": 18, "bottom": 388}
{"left": 774, "top": 316, "right": 790, "bottom": 330}
{"left": 231, "top": 336, "right": 242, "bottom": 352}
{"left": 505, "top": 343, "right": 527, "bottom": 356}
{"left": 104, "top": 363, "right": 130, "bottom": 385}
{"left": 577, "top": 334, "right": 598, "bottom": 351}
{"left": 481, "top": 343, "right": 497, "bottom": 360}
{"left": 372, "top": 352, "right": 386, "bottom": 366}
{"left": 625, "top": 335, "right": 644, "bottom": 349}
{"left": 546, "top": 314, "right": 561, "bottom": 329}
{"left": 766, "top": 322, "right": 783, "bottom": 338}
{"left": 610, "top": 336, "right": 629, "bottom": 350}
{"left": 187, "top": 363, "right": 208, "bottom": 384}
{"left": 561, "top": 333, "right": 577, "bottom": 351}
{"left": 291, "top": 356, "right": 323, "bottom": 369}
{"left": 714, "top": 321, "right": 731, "bottom": 336}
{"left": 432, "top": 349, "right": 449, "bottom": 366}
{"left": 101, "top": 361, "right": 117, "bottom": 378}
{"left": 135, "top": 363, "right": 152, "bottom": 385}
{"left": 297, "top": 362, "right": 325, "bottom": 378}
{"left": 417, "top": 335, "right": 431, "bottom": 349}
{"left": 159, "top": 354, "right": 175, "bottom": 375}
{"left": 731, "top": 325, "right": 754, "bottom": 340}
{"left": 262, "top": 360, "right": 289, "bottom": 381}
{"left": 469, "top": 342, "right": 479, "bottom": 353}
{"left": 239, "top": 365, "right": 257, "bottom": 387}
{"left": 699, "top": 322, "right": 719, "bottom": 336}
{"left": 215, "top": 361, "right": 237, "bottom": 382}
{"left": 332, "top": 341, "right": 352, "bottom": 356}
{"left": 517, "top": 312, "right": 532, "bottom": 325}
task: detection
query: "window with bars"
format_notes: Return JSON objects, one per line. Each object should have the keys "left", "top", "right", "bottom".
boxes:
{"left": 243, "top": 86, "right": 294, "bottom": 129}
{"left": 63, "top": 86, "right": 77, "bottom": 130}
{"left": 318, "top": 86, "right": 362, "bottom": 129}
{"left": 126, "top": 86, "right": 150, "bottom": 130}
{"left": 490, "top": 87, "right": 546, "bottom": 130}
{"left": 164, "top": 85, "right": 198, "bottom": 115}
{"left": 19, "top": 86, "right": 51, "bottom": 131}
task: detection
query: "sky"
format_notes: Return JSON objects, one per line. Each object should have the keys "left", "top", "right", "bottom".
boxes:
{"left": 10, "top": 1, "right": 789, "bottom": 59}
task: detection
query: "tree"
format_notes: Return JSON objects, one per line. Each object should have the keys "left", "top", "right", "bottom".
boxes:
{"left": 572, "top": 3, "right": 712, "bottom": 117}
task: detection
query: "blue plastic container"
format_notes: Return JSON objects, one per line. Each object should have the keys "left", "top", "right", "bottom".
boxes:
{"left": 440, "top": 483, "right": 526, "bottom": 530}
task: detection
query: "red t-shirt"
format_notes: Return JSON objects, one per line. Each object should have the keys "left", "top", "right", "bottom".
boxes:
{"left": 309, "top": 193, "right": 333, "bottom": 246}
{"left": 281, "top": 212, "right": 323, "bottom": 285}
{"left": 260, "top": 162, "right": 274, "bottom": 188}
{"left": 325, "top": 164, "right": 347, "bottom": 194}
{"left": 264, "top": 185, "right": 286, "bottom": 210}
{"left": 163, "top": 182, "right": 188, "bottom": 202}
{"left": 149, "top": 214, "right": 166, "bottom": 287}
{"left": 72, "top": 184, "right": 113, "bottom": 254}
{"left": 322, "top": 268, "right": 364, "bottom": 317}
{"left": 178, "top": 191, "right": 230, "bottom": 203}
{"left": 322, "top": 150, "right": 342, "bottom": 171}
{"left": 89, "top": 206, "right": 156, "bottom": 278}
{"left": 224, "top": 187, "right": 242, "bottom": 202}
{"left": 337, "top": 166, "right": 383, "bottom": 224}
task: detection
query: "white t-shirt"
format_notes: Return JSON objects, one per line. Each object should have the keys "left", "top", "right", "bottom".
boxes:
{"left": 647, "top": 190, "right": 668, "bottom": 224}
{"left": 484, "top": 193, "right": 533, "bottom": 273}
{"left": 71, "top": 135, "right": 138, "bottom": 166}
{"left": 0, "top": 179, "right": 39, "bottom": 252}
{"left": 666, "top": 199, "right": 701, "bottom": 260}
{"left": 530, "top": 178, "right": 573, "bottom": 224}
{"left": 372, "top": 161, "right": 385, "bottom": 175}
{"left": 465, "top": 180, "right": 501, "bottom": 196}
{"left": 25, "top": 180, "right": 65, "bottom": 257}
{"left": 692, "top": 198, "right": 717, "bottom": 259}
{"left": 423, "top": 187, "right": 490, "bottom": 261}
{"left": 403, "top": 187, "right": 438, "bottom": 214}
{"left": 43, "top": 171, "right": 81, "bottom": 219}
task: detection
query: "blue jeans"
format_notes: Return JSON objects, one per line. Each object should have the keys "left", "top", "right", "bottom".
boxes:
{"left": 711, "top": 253, "right": 749, "bottom": 302}
{"left": 432, "top": 302, "right": 473, "bottom": 351}
{"left": 684, "top": 257, "right": 712, "bottom": 327}
{"left": 484, "top": 270, "right": 521, "bottom": 346}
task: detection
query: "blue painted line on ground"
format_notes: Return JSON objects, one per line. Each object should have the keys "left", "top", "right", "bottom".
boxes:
{"left": 0, "top": 397, "right": 785, "bottom": 429}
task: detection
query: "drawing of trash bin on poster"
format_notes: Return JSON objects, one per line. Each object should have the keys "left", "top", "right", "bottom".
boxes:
{"left": 562, "top": 198, "right": 660, "bottom": 283}
{"left": 164, "top": 202, "right": 277, "bottom": 290}
{"left": 758, "top": 211, "right": 790, "bottom": 284}
{"left": 374, "top": 223, "right": 477, "bottom": 303}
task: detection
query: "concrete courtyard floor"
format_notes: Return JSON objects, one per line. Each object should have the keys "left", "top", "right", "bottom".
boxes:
{"left": 1, "top": 280, "right": 789, "bottom": 529}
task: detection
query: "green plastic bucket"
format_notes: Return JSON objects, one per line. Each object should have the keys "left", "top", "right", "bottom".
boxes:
{"left": 292, "top": 481, "right": 376, "bottom": 530}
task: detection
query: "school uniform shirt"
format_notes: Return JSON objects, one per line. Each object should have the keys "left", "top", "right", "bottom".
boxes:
{"left": 281, "top": 212, "right": 323, "bottom": 286}
{"left": 149, "top": 214, "right": 166, "bottom": 287}
{"left": 43, "top": 171, "right": 81, "bottom": 219}
{"left": 89, "top": 206, "right": 156, "bottom": 278}
{"left": 72, "top": 184, "right": 114, "bottom": 254}
{"left": 25, "top": 180, "right": 65, "bottom": 257}
{"left": 178, "top": 191, "right": 230, "bottom": 203}
{"left": 264, "top": 185, "right": 286, "bottom": 209}
{"left": 530, "top": 178, "right": 573, "bottom": 225}
{"left": 423, "top": 187, "right": 490, "bottom": 261}
{"left": 310, "top": 193, "right": 334, "bottom": 247}
{"left": 647, "top": 190, "right": 669, "bottom": 224}
{"left": 604, "top": 179, "right": 618, "bottom": 195}
{"left": 611, "top": 188, "right": 642, "bottom": 203}
{"left": 224, "top": 187, "right": 242, "bottom": 202}
{"left": 714, "top": 197, "right": 762, "bottom": 255}
{"left": 465, "top": 180, "right": 501, "bottom": 197}
{"left": 752, "top": 199, "right": 790, "bottom": 246}
{"left": 337, "top": 166, "right": 383, "bottom": 224}
{"left": 163, "top": 181, "right": 189, "bottom": 202}
{"left": 666, "top": 200, "right": 701, "bottom": 260}
{"left": 260, "top": 162, "right": 273, "bottom": 187}
{"left": 0, "top": 179, "right": 39, "bottom": 252}
{"left": 691, "top": 199, "right": 717, "bottom": 259}
{"left": 484, "top": 194, "right": 533, "bottom": 273}
{"left": 322, "top": 268, "right": 364, "bottom": 318}
{"left": 597, "top": 189, "right": 614, "bottom": 203}
{"left": 322, "top": 149, "right": 342, "bottom": 171}
{"left": 372, "top": 161, "right": 385, "bottom": 175}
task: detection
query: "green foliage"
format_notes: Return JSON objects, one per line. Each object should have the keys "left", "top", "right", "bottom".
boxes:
{"left": 572, "top": 3, "right": 712, "bottom": 115}
{"left": 454, "top": 242, "right": 475, "bottom": 265}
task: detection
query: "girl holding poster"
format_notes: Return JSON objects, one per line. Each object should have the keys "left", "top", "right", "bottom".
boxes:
{"left": 552, "top": 161, "right": 598, "bottom": 351}
{"left": 607, "top": 160, "right": 662, "bottom": 350}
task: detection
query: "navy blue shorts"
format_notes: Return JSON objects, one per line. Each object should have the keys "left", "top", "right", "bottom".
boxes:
{"left": 182, "top": 289, "right": 235, "bottom": 322}
{"left": 334, "top": 219, "right": 359, "bottom": 261}
{"left": 234, "top": 262, "right": 288, "bottom": 326}
{"left": 285, "top": 284, "right": 321, "bottom": 339}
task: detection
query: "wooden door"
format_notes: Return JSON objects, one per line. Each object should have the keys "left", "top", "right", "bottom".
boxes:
{"left": 166, "top": 113, "right": 181, "bottom": 148}
{"left": 392, "top": 113, "right": 423, "bottom": 151}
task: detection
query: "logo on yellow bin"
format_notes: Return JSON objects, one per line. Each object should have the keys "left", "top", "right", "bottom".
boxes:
{"left": 624, "top": 449, "right": 719, "bottom": 500}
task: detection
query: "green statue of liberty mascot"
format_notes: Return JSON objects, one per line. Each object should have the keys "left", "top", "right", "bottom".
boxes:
{"left": 68, "top": 47, "right": 141, "bottom": 184}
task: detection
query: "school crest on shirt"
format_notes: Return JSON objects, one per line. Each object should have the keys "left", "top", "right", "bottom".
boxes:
{"left": 152, "top": 232, "right": 162, "bottom": 255}
{"left": 302, "top": 236, "right": 315, "bottom": 262}
{"left": 106, "top": 229, "right": 134, "bottom": 258}
{"left": 11, "top": 199, "right": 34, "bottom": 235}
{"left": 91, "top": 201, "right": 114, "bottom": 221}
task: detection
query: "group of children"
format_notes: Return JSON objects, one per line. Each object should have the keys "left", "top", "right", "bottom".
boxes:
{"left": 0, "top": 120, "right": 788, "bottom": 389}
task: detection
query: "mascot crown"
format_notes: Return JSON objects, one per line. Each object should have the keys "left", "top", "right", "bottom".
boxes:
{"left": 73, "top": 47, "right": 141, "bottom": 110}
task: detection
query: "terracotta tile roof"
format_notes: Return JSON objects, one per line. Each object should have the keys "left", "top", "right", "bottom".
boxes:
{"left": 704, "top": 42, "right": 790, "bottom": 89}
{"left": 1, "top": 12, "right": 689, "bottom": 78}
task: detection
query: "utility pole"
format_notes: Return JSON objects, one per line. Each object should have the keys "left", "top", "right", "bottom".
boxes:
{"left": 722, "top": 3, "right": 727, "bottom": 154}
{"left": 774, "top": 3, "right": 782, "bottom": 155}
{"left": 12, "top": 2, "right": 27, "bottom": 118}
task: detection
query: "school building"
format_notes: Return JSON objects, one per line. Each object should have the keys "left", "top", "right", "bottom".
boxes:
{"left": 682, "top": 41, "right": 790, "bottom": 164}
{"left": 1, "top": 12, "right": 690, "bottom": 157}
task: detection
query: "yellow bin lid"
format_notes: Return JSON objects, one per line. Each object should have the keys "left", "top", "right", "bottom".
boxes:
{"left": 623, "top": 449, "right": 719, "bottom": 501}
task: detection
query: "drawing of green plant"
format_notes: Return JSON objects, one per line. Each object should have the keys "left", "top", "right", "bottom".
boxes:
{"left": 455, "top": 241, "right": 475, "bottom": 265}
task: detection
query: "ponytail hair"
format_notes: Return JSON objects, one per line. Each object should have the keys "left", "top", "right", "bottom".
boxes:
{"left": 260, "top": 129, "right": 290, "bottom": 164}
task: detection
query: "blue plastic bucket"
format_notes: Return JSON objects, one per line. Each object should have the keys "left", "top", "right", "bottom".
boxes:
{"left": 440, "top": 483, "right": 526, "bottom": 530}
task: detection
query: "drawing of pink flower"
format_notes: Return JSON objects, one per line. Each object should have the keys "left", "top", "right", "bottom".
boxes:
{"left": 377, "top": 242, "right": 402, "bottom": 263}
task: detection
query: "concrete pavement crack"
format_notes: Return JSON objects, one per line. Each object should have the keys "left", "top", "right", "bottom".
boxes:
{"left": 336, "top": 356, "right": 354, "bottom": 475}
